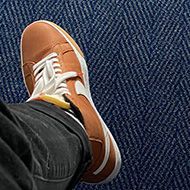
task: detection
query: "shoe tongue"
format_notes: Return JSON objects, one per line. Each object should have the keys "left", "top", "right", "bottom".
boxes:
{"left": 39, "top": 94, "right": 71, "bottom": 109}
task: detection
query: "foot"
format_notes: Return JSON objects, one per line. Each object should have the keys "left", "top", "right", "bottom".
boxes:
{"left": 21, "top": 20, "right": 121, "bottom": 184}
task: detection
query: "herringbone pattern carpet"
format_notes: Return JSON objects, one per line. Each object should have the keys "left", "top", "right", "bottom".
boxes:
{"left": 1, "top": 0, "right": 190, "bottom": 189}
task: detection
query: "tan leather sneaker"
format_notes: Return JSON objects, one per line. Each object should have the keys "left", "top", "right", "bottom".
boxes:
{"left": 21, "top": 20, "right": 121, "bottom": 184}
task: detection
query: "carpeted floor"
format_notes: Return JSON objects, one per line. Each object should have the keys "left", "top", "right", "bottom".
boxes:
{"left": 1, "top": 0, "right": 190, "bottom": 189}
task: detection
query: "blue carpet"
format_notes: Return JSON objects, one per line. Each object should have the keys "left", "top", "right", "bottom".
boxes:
{"left": 1, "top": 0, "right": 190, "bottom": 189}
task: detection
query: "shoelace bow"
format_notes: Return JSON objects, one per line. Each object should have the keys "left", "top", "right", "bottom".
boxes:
{"left": 32, "top": 52, "right": 81, "bottom": 96}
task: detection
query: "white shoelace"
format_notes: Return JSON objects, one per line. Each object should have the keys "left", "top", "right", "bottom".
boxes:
{"left": 29, "top": 52, "right": 85, "bottom": 129}
{"left": 30, "top": 52, "right": 78, "bottom": 99}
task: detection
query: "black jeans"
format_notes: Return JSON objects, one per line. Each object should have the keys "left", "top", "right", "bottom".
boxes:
{"left": 0, "top": 100, "right": 92, "bottom": 190}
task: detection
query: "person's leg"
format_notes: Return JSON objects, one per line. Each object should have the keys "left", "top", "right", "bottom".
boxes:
{"left": 0, "top": 99, "right": 92, "bottom": 190}
{"left": 0, "top": 99, "right": 37, "bottom": 190}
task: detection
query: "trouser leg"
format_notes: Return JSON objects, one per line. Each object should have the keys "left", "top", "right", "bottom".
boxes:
{"left": 0, "top": 99, "right": 92, "bottom": 190}
{"left": 0, "top": 99, "right": 37, "bottom": 190}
